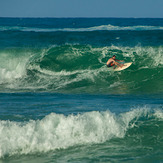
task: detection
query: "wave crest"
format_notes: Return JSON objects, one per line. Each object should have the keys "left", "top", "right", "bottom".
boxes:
{"left": 0, "top": 25, "right": 163, "bottom": 32}
{"left": 0, "top": 108, "right": 162, "bottom": 158}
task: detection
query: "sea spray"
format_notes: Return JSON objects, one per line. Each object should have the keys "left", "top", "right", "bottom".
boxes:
{"left": 0, "top": 49, "right": 33, "bottom": 83}
{"left": 0, "top": 108, "right": 162, "bottom": 158}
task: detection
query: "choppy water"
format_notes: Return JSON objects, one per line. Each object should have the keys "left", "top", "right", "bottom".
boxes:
{"left": 0, "top": 18, "right": 162, "bottom": 162}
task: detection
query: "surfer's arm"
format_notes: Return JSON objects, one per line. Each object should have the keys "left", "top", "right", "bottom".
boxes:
{"left": 114, "top": 61, "right": 124, "bottom": 68}
{"left": 115, "top": 59, "right": 124, "bottom": 62}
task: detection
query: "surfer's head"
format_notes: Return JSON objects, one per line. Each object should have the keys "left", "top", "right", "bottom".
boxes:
{"left": 112, "top": 55, "right": 116, "bottom": 59}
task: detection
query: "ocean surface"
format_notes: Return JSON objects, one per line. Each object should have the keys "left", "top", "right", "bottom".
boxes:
{"left": 0, "top": 18, "right": 162, "bottom": 163}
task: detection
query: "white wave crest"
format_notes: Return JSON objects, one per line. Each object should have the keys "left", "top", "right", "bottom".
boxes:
{"left": 0, "top": 108, "right": 162, "bottom": 158}
{"left": 0, "top": 25, "right": 163, "bottom": 32}
{"left": 0, "top": 51, "right": 31, "bottom": 84}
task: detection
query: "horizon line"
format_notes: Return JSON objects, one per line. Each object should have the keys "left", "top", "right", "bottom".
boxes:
{"left": 0, "top": 16, "right": 163, "bottom": 19}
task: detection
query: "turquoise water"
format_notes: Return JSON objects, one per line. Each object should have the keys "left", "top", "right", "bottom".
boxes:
{"left": 0, "top": 18, "right": 163, "bottom": 162}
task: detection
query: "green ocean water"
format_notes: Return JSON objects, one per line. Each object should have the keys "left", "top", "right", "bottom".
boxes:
{"left": 0, "top": 18, "right": 162, "bottom": 162}
{"left": 0, "top": 44, "right": 162, "bottom": 94}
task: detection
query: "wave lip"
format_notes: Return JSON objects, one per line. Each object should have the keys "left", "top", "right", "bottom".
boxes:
{"left": 0, "top": 108, "right": 162, "bottom": 158}
{"left": 0, "top": 25, "right": 163, "bottom": 32}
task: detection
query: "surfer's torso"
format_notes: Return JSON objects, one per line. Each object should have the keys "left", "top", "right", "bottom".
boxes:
{"left": 106, "top": 58, "right": 115, "bottom": 67}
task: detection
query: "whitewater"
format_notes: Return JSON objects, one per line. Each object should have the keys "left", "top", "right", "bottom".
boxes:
{"left": 0, "top": 18, "right": 162, "bottom": 163}
{"left": 0, "top": 108, "right": 162, "bottom": 157}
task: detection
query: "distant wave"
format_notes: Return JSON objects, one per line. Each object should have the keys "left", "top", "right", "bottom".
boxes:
{"left": 0, "top": 25, "right": 163, "bottom": 32}
{"left": 0, "top": 108, "right": 162, "bottom": 158}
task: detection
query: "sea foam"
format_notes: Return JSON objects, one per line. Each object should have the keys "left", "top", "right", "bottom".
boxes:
{"left": 0, "top": 108, "right": 162, "bottom": 158}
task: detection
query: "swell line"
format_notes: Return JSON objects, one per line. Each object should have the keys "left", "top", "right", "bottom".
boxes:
{"left": 0, "top": 25, "right": 163, "bottom": 32}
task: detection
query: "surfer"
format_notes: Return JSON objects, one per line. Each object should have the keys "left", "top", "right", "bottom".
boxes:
{"left": 106, "top": 55, "right": 124, "bottom": 68}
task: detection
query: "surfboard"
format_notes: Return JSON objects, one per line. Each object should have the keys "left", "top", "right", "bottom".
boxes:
{"left": 114, "top": 62, "right": 132, "bottom": 71}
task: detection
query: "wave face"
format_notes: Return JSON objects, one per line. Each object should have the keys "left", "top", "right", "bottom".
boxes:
{"left": 0, "top": 108, "right": 162, "bottom": 158}
{"left": 0, "top": 45, "right": 162, "bottom": 94}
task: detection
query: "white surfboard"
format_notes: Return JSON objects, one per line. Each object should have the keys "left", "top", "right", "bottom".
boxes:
{"left": 114, "top": 62, "right": 132, "bottom": 71}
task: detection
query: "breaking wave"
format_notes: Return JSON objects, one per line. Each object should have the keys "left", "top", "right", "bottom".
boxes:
{"left": 0, "top": 107, "right": 162, "bottom": 158}
{"left": 0, "top": 44, "right": 162, "bottom": 94}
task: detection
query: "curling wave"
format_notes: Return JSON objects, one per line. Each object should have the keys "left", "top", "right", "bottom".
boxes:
{"left": 0, "top": 44, "right": 162, "bottom": 94}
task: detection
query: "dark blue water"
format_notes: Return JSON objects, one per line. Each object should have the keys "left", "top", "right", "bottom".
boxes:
{"left": 0, "top": 18, "right": 162, "bottom": 162}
